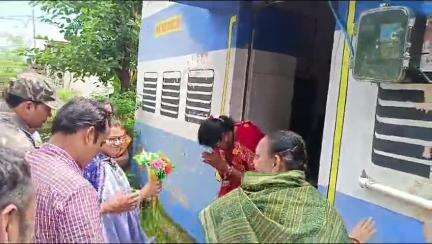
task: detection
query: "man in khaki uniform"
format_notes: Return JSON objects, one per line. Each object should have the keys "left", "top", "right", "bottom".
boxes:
{"left": 1, "top": 76, "right": 58, "bottom": 151}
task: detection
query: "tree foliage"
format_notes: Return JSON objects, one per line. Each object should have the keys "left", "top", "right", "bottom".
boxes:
{"left": 29, "top": 1, "right": 142, "bottom": 90}
{"left": 0, "top": 34, "right": 27, "bottom": 85}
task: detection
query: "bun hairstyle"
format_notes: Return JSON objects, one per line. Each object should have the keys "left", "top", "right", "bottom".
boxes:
{"left": 109, "top": 116, "right": 123, "bottom": 128}
{"left": 198, "top": 115, "right": 235, "bottom": 148}
{"left": 267, "top": 130, "right": 308, "bottom": 172}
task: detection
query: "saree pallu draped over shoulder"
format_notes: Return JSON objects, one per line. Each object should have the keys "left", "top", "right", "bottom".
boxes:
{"left": 200, "top": 170, "right": 350, "bottom": 243}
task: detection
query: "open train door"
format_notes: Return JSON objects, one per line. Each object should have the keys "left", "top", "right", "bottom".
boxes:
{"left": 242, "top": 1, "right": 336, "bottom": 185}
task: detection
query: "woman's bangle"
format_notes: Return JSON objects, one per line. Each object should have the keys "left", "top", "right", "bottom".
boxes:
{"left": 222, "top": 165, "right": 233, "bottom": 180}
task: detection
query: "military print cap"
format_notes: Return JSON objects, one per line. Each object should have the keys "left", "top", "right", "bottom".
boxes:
{"left": 7, "top": 75, "right": 59, "bottom": 109}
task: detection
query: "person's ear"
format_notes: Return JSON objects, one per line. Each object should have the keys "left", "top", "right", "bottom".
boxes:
{"left": 222, "top": 133, "right": 229, "bottom": 143}
{"left": 0, "top": 204, "right": 18, "bottom": 243}
{"left": 84, "top": 126, "right": 96, "bottom": 145}
{"left": 20, "top": 101, "right": 34, "bottom": 112}
{"left": 223, "top": 131, "right": 234, "bottom": 143}
{"left": 272, "top": 154, "right": 286, "bottom": 173}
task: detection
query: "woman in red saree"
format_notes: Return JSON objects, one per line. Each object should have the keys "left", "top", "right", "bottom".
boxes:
{"left": 198, "top": 116, "right": 264, "bottom": 197}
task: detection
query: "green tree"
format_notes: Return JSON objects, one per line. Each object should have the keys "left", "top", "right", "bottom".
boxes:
{"left": 29, "top": 1, "right": 142, "bottom": 91}
{"left": 0, "top": 33, "right": 27, "bottom": 86}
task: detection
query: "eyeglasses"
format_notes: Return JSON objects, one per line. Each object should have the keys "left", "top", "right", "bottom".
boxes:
{"left": 103, "top": 134, "right": 131, "bottom": 147}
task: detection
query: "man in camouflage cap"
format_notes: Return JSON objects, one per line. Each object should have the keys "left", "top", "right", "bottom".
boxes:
{"left": 1, "top": 73, "right": 59, "bottom": 151}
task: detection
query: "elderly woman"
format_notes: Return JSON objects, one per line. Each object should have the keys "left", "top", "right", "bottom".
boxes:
{"left": 101, "top": 100, "right": 131, "bottom": 169}
{"left": 84, "top": 118, "right": 162, "bottom": 243}
{"left": 200, "top": 130, "right": 375, "bottom": 243}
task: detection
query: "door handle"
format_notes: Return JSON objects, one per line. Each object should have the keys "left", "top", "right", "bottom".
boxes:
{"left": 359, "top": 170, "right": 432, "bottom": 210}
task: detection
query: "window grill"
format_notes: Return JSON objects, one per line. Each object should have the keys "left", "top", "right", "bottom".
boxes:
{"left": 160, "top": 71, "right": 181, "bottom": 118}
{"left": 142, "top": 72, "right": 158, "bottom": 113}
{"left": 185, "top": 69, "right": 214, "bottom": 124}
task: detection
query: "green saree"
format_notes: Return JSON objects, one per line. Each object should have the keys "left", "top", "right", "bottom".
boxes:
{"left": 199, "top": 170, "right": 350, "bottom": 243}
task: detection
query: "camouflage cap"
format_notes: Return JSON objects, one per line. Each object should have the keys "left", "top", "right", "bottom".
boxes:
{"left": 7, "top": 76, "right": 59, "bottom": 109}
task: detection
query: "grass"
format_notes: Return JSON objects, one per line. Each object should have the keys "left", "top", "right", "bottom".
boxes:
{"left": 127, "top": 171, "right": 195, "bottom": 243}
{"left": 141, "top": 200, "right": 196, "bottom": 243}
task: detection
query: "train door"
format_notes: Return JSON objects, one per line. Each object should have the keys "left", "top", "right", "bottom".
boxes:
{"left": 242, "top": 1, "right": 336, "bottom": 185}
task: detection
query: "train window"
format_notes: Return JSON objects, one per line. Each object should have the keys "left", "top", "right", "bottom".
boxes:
{"left": 142, "top": 72, "right": 158, "bottom": 113}
{"left": 372, "top": 85, "right": 432, "bottom": 178}
{"left": 160, "top": 71, "right": 181, "bottom": 118}
{"left": 185, "top": 69, "right": 214, "bottom": 124}
{"left": 353, "top": 6, "right": 416, "bottom": 82}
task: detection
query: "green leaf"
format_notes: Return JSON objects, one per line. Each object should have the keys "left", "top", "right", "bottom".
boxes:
{"left": 32, "top": 0, "right": 142, "bottom": 90}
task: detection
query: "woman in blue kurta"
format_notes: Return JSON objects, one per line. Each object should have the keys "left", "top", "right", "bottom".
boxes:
{"left": 84, "top": 118, "right": 162, "bottom": 243}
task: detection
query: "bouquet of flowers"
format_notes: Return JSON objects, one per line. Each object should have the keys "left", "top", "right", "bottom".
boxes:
{"left": 133, "top": 150, "right": 174, "bottom": 182}
{"left": 133, "top": 150, "right": 174, "bottom": 212}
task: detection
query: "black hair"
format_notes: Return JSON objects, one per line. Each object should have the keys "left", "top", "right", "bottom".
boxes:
{"left": 0, "top": 147, "right": 31, "bottom": 211}
{"left": 51, "top": 97, "right": 110, "bottom": 142}
{"left": 101, "top": 99, "right": 117, "bottom": 115}
{"left": 267, "top": 130, "right": 308, "bottom": 171}
{"left": 4, "top": 93, "right": 27, "bottom": 108}
{"left": 109, "top": 116, "right": 123, "bottom": 128}
{"left": 198, "top": 115, "right": 235, "bottom": 148}
{"left": 4, "top": 93, "right": 43, "bottom": 108}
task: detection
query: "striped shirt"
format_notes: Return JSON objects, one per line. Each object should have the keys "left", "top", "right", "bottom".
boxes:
{"left": 26, "top": 143, "right": 104, "bottom": 243}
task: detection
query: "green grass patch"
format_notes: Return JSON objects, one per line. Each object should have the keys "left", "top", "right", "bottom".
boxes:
{"left": 141, "top": 199, "right": 196, "bottom": 243}
{"left": 128, "top": 169, "right": 195, "bottom": 243}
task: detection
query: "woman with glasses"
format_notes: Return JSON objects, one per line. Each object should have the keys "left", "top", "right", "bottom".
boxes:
{"left": 83, "top": 117, "right": 162, "bottom": 243}
{"left": 198, "top": 116, "right": 265, "bottom": 197}
{"left": 101, "top": 100, "right": 131, "bottom": 169}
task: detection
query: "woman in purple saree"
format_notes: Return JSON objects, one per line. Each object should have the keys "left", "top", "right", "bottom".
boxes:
{"left": 84, "top": 118, "right": 162, "bottom": 243}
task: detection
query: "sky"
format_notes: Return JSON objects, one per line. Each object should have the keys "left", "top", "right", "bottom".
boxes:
{"left": 0, "top": 1, "right": 64, "bottom": 50}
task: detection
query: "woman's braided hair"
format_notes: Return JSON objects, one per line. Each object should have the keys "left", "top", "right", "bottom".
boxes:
{"left": 267, "top": 130, "right": 308, "bottom": 172}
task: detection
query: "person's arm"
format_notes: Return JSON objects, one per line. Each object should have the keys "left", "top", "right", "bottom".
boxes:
{"left": 423, "top": 146, "right": 432, "bottom": 159}
{"left": 219, "top": 163, "right": 243, "bottom": 185}
{"left": 100, "top": 202, "right": 114, "bottom": 214}
{"left": 100, "top": 191, "right": 140, "bottom": 214}
{"left": 349, "top": 218, "right": 376, "bottom": 243}
{"left": 424, "top": 220, "right": 432, "bottom": 243}
{"left": 58, "top": 186, "right": 105, "bottom": 243}
{"left": 202, "top": 151, "right": 243, "bottom": 184}
{"left": 139, "top": 180, "right": 162, "bottom": 200}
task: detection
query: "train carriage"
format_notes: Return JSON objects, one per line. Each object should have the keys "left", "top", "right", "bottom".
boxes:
{"left": 133, "top": 1, "right": 432, "bottom": 242}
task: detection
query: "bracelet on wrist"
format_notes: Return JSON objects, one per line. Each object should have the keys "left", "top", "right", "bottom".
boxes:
{"left": 222, "top": 165, "right": 233, "bottom": 180}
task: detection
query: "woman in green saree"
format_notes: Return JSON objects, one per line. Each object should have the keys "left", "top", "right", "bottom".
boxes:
{"left": 200, "top": 130, "right": 375, "bottom": 243}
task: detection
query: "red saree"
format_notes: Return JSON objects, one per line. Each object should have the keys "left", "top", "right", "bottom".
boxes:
{"left": 216, "top": 121, "right": 264, "bottom": 197}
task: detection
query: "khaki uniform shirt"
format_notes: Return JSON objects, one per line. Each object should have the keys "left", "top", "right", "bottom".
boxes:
{"left": 0, "top": 112, "right": 35, "bottom": 154}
